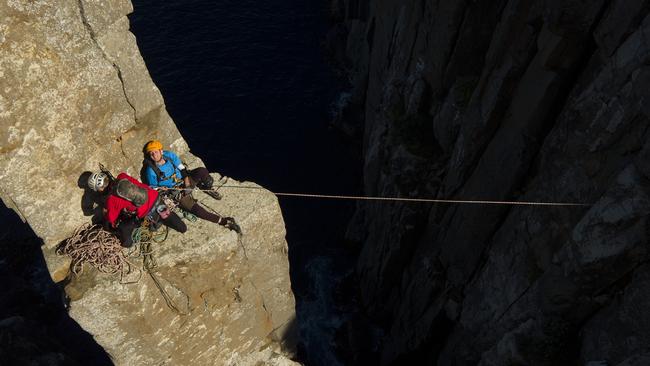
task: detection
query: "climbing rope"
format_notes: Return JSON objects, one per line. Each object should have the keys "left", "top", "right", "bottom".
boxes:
{"left": 59, "top": 221, "right": 188, "bottom": 314}
{"left": 158, "top": 185, "right": 591, "bottom": 207}
{"left": 131, "top": 218, "right": 169, "bottom": 245}
{"left": 133, "top": 220, "right": 189, "bottom": 315}
{"left": 57, "top": 223, "right": 139, "bottom": 283}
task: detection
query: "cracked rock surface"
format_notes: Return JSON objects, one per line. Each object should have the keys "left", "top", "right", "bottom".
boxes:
{"left": 1, "top": 1, "right": 297, "bottom": 364}
{"left": 0, "top": 0, "right": 184, "bottom": 246}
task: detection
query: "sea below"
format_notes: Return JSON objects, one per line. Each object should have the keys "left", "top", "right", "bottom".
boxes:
{"left": 129, "top": 1, "right": 360, "bottom": 365}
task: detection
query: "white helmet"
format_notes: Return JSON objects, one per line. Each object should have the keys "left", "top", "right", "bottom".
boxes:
{"left": 88, "top": 172, "right": 109, "bottom": 191}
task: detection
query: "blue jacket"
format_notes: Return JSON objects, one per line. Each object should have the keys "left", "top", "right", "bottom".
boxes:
{"left": 144, "top": 151, "right": 185, "bottom": 188}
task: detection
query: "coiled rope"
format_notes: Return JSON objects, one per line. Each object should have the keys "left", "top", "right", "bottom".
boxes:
{"left": 57, "top": 223, "right": 139, "bottom": 283}
{"left": 59, "top": 221, "right": 189, "bottom": 314}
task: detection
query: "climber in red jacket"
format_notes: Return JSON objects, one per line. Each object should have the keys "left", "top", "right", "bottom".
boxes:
{"left": 87, "top": 171, "right": 187, "bottom": 247}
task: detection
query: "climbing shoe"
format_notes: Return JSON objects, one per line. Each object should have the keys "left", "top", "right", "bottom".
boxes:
{"left": 221, "top": 217, "right": 241, "bottom": 234}
{"left": 206, "top": 190, "right": 222, "bottom": 200}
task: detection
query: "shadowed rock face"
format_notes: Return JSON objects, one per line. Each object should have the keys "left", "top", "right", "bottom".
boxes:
{"left": 1, "top": 1, "right": 296, "bottom": 364}
{"left": 331, "top": 0, "right": 650, "bottom": 364}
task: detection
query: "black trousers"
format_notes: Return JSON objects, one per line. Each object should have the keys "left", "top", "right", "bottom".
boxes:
{"left": 117, "top": 212, "right": 187, "bottom": 247}
{"left": 179, "top": 168, "right": 224, "bottom": 225}
{"left": 187, "top": 167, "right": 212, "bottom": 188}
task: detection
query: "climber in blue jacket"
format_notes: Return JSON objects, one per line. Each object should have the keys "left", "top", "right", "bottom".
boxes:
{"left": 142, "top": 140, "right": 240, "bottom": 233}
{"left": 143, "top": 146, "right": 189, "bottom": 189}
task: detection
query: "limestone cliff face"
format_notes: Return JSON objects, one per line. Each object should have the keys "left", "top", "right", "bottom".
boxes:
{"left": 332, "top": 0, "right": 650, "bottom": 365}
{"left": 0, "top": 0, "right": 186, "bottom": 246}
{"left": 1, "top": 1, "right": 296, "bottom": 365}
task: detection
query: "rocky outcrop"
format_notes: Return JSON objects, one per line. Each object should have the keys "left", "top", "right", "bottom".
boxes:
{"left": 1, "top": 1, "right": 296, "bottom": 364}
{"left": 331, "top": 0, "right": 650, "bottom": 364}
{"left": 0, "top": 0, "right": 184, "bottom": 246}
{"left": 65, "top": 179, "right": 297, "bottom": 365}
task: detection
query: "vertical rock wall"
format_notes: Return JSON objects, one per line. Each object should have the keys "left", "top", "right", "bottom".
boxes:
{"left": 332, "top": 0, "right": 650, "bottom": 364}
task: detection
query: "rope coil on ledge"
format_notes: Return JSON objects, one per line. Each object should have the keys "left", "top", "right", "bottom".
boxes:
{"left": 59, "top": 222, "right": 189, "bottom": 314}
{"left": 57, "top": 223, "right": 138, "bottom": 282}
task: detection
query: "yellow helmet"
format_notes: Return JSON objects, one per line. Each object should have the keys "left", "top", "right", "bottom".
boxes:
{"left": 145, "top": 140, "right": 163, "bottom": 152}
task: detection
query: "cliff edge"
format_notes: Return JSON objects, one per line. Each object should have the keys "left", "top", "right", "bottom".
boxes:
{"left": 0, "top": 1, "right": 297, "bottom": 364}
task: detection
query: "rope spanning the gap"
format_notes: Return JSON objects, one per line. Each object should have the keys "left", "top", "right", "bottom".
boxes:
{"left": 158, "top": 185, "right": 591, "bottom": 207}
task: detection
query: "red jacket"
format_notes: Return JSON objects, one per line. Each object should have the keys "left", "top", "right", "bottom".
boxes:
{"left": 105, "top": 173, "right": 158, "bottom": 227}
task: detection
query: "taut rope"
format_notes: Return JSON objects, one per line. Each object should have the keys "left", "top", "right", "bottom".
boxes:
{"left": 159, "top": 185, "right": 591, "bottom": 207}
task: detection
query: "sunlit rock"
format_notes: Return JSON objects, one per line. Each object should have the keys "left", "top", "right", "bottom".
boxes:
{"left": 0, "top": 1, "right": 297, "bottom": 364}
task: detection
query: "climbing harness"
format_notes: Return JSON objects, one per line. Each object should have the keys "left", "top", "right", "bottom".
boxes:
{"left": 159, "top": 190, "right": 198, "bottom": 222}
{"left": 143, "top": 152, "right": 186, "bottom": 185}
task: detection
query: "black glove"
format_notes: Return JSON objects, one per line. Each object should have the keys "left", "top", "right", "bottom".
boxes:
{"left": 220, "top": 217, "right": 241, "bottom": 234}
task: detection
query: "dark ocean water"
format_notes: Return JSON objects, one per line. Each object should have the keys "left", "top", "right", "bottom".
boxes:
{"left": 129, "top": 1, "right": 359, "bottom": 365}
